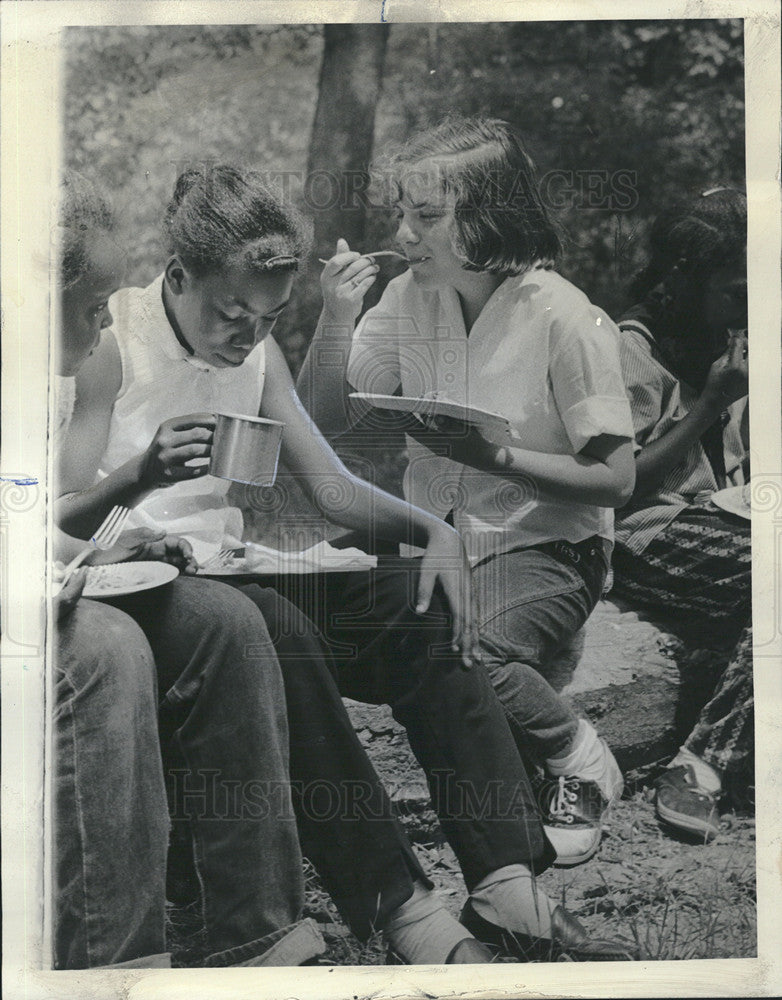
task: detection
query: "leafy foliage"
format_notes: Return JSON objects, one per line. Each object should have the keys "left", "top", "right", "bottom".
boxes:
{"left": 63, "top": 20, "right": 744, "bottom": 372}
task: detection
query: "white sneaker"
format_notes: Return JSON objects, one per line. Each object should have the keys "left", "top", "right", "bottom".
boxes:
{"left": 668, "top": 747, "right": 722, "bottom": 795}
{"left": 546, "top": 720, "right": 624, "bottom": 806}
{"left": 545, "top": 822, "right": 602, "bottom": 867}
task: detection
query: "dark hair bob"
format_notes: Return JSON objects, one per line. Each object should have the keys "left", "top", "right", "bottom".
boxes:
{"left": 375, "top": 116, "right": 561, "bottom": 276}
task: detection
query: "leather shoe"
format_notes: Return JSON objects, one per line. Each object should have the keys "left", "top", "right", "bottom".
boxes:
{"left": 549, "top": 905, "right": 638, "bottom": 961}
{"left": 460, "top": 899, "right": 638, "bottom": 962}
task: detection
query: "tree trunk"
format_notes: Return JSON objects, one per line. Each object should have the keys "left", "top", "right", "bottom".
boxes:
{"left": 306, "top": 24, "right": 389, "bottom": 257}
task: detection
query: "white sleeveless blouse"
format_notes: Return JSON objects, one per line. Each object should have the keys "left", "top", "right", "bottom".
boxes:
{"left": 98, "top": 274, "right": 266, "bottom": 560}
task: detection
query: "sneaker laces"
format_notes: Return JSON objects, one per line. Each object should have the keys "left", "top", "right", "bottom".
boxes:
{"left": 547, "top": 776, "right": 580, "bottom": 825}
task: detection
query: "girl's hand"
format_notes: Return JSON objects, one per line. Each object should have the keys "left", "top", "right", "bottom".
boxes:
{"left": 702, "top": 330, "right": 748, "bottom": 411}
{"left": 415, "top": 522, "right": 481, "bottom": 667}
{"left": 139, "top": 413, "right": 216, "bottom": 488}
{"left": 406, "top": 413, "right": 499, "bottom": 471}
{"left": 431, "top": 415, "right": 499, "bottom": 468}
{"left": 89, "top": 528, "right": 199, "bottom": 574}
{"left": 320, "top": 238, "right": 379, "bottom": 324}
{"left": 54, "top": 568, "right": 87, "bottom": 623}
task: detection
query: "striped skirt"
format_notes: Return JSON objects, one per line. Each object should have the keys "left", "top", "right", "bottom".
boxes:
{"left": 611, "top": 505, "right": 751, "bottom": 648}
{"left": 612, "top": 506, "right": 753, "bottom": 800}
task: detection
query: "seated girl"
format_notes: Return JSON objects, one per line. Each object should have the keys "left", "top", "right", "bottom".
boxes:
{"left": 298, "top": 117, "right": 636, "bottom": 866}
{"left": 611, "top": 187, "right": 751, "bottom": 841}
{"left": 56, "top": 171, "right": 511, "bottom": 970}
{"left": 54, "top": 170, "right": 321, "bottom": 969}
{"left": 58, "top": 163, "right": 636, "bottom": 962}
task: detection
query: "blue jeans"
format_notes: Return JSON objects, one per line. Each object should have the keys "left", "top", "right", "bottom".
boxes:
{"left": 331, "top": 532, "right": 607, "bottom": 765}
{"left": 268, "top": 558, "right": 557, "bottom": 889}
{"left": 54, "top": 577, "right": 307, "bottom": 969}
{"left": 55, "top": 598, "right": 169, "bottom": 969}
{"left": 472, "top": 538, "right": 611, "bottom": 760}
{"left": 57, "top": 572, "right": 433, "bottom": 966}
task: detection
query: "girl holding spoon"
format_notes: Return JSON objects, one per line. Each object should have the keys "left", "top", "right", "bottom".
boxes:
{"left": 299, "top": 117, "right": 637, "bottom": 891}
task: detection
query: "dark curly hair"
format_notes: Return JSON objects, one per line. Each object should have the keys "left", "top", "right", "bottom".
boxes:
{"left": 164, "top": 164, "right": 311, "bottom": 276}
{"left": 60, "top": 171, "right": 115, "bottom": 289}
{"left": 631, "top": 187, "right": 747, "bottom": 302}
{"left": 627, "top": 187, "right": 747, "bottom": 344}
{"left": 373, "top": 116, "right": 561, "bottom": 276}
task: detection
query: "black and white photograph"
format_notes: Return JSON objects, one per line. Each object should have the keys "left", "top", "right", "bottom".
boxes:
{"left": 1, "top": 2, "right": 780, "bottom": 998}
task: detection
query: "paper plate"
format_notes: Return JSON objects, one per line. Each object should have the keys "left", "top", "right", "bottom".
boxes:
{"left": 711, "top": 484, "right": 751, "bottom": 521}
{"left": 81, "top": 561, "right": 180, "bottom": 598}
{"left": 197, "top": 542, "right": 377, "bottom": 575}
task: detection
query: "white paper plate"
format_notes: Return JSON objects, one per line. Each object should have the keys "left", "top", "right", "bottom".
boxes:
{"left": 198, "top": 542, "right": 377, "bottom": 575}
{"left": 81, "top": 561, "right": 180, "bottom": 597}
{"left": 349, "top": 392, "right": 518, "bottom": 446}
{"left": 196, "top": 556, "right": 253, "bottom": 576}
{"left": 711, "top": 484, "right": 751, "bottom": 520}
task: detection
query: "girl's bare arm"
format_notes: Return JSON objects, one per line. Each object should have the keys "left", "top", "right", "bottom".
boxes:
{"left": 56, "top": 333, "right": 215, "bottom": 538}
{"left": 296, "top": 239, "right": 377, "bottom": 436}
{"left": 264, "top": 336, "right": 479, "bottom": 664}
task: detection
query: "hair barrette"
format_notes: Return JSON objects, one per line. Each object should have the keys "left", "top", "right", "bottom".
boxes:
{"left": 259, "top": 254, "right": 299, "bottom": 271}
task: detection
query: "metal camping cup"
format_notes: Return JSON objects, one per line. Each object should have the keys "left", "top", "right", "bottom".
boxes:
{"left": 209, "top": 412, "right": 285, "bottom": 486}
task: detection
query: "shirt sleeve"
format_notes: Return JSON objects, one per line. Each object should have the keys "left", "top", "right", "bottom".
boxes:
{"left": 549, "top": 309, "right": 636, "bottom": 454}
{"left": 616, "top": 331, "right": 668, "bottom": 453}
{"left": 346, "top": 282, "right": 403, "bottom": 396}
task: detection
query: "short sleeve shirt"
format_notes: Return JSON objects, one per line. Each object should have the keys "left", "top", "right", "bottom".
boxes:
{"left": 347, "top": 268, "right": 634, "bottom": 563}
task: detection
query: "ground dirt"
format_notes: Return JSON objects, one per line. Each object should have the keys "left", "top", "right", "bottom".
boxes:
{"left": 167, "top": 700, "right": 756, "bottom": 967}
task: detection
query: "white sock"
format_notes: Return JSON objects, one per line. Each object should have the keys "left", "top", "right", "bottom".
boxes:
{"left": 546, "top": 719, "right": 624, "bottom": 803}
{"left": 670, "top": 747, "right": 722, "bottom": 795}
{"left": 470, "top": 865, "right": 554, "bottom": 939}
{"left": 384, "top": 883, "right": 472, "bottom": 964}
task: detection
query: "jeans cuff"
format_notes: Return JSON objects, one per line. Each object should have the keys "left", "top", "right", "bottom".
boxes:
{"left": 203, "top": 918, "right": 325, "bottom": 968}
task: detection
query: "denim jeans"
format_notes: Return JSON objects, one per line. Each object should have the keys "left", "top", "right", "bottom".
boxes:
{"left": 55, "top": 577, "right": 309, "bottom": 969}
{"left": 231, "top": 583, "right": 428, "bottom": 941}
{"left": 61, "top": 571, "right": 433, "bottom": 962}
{"left": 267, "top": 558, "right": 556, "bottom": 889}
{"left": 331, "top": 532, "right": 607, "bottom": 766}
{"left": 54, "top": 598, "right": 169, "bottom": 969}
{"left": 472, "top": 539, "right": 611, "bottom": 760}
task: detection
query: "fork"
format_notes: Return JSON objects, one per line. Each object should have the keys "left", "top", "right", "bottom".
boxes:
{"left": 199, "top": 547, "right": 238, "bottom": 574}
{"left": 61, "top": 505, "right": 132, "bottom": 584}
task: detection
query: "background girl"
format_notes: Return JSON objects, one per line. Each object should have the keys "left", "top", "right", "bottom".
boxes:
{"left": 612, "top": 188, "right": 751, "bottom": 841}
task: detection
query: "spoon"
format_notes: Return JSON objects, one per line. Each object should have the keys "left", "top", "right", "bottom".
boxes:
{"left": 318, "top": 250, "right": 409, "bottom": 265}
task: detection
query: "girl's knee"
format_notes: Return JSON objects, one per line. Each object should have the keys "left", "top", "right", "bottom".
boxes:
{"left": 176, "top": 577, "right": 274, "bottom": 645}
{"left": 57, "top": 602, "right": 156, "bottom": 708}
